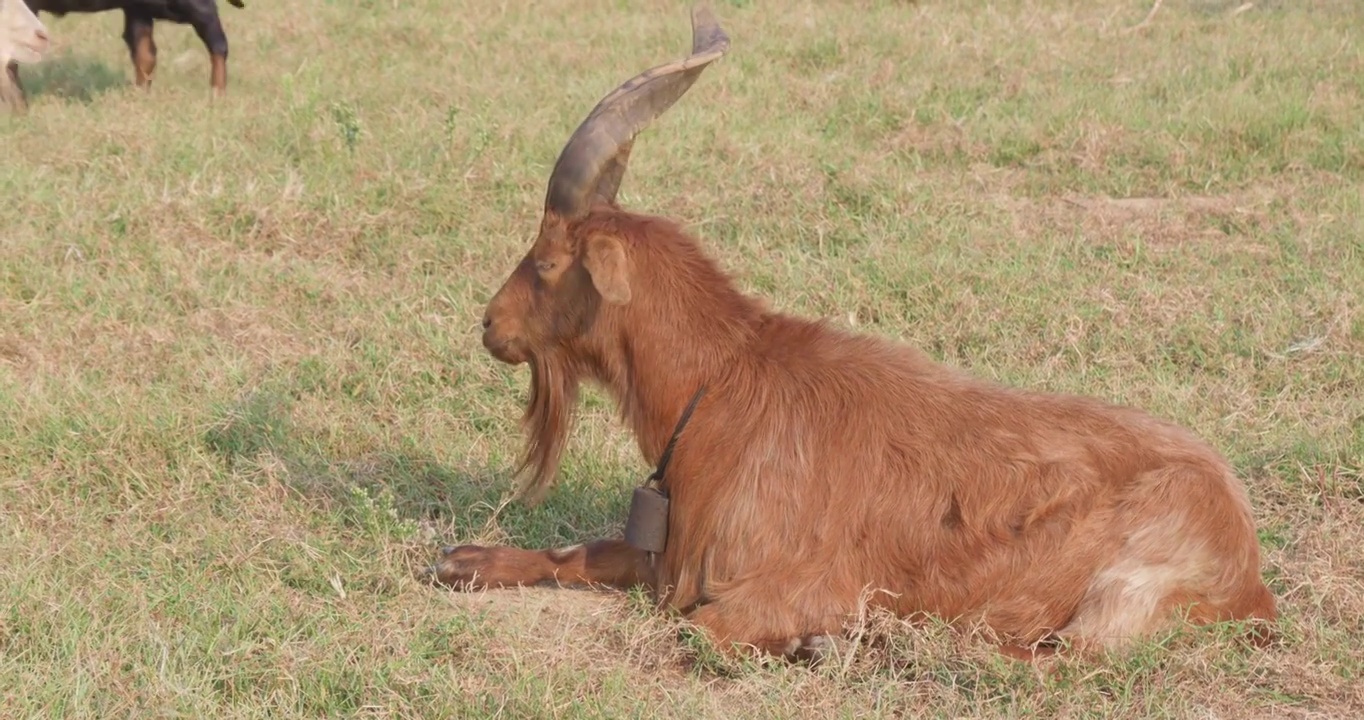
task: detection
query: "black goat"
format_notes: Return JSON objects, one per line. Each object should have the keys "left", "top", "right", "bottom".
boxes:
{"left": 12, "top": 0, "right": 244, "bottom": 103}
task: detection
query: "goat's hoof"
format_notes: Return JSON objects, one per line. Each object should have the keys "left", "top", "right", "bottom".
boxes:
{"left": 789, "top": 634, "right": 843, "bottom": 665}
{"left": 426, "top": 544, "right": 496, "bottom": 590}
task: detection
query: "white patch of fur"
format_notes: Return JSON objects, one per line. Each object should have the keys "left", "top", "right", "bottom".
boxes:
{"left": 1063, "top": 511, "right": 1216, "bottom": 644}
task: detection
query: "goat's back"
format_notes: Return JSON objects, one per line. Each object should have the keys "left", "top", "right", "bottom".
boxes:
{"left": 26, "top": 0, "right": 220, "bottom": 21}
{"left": 663, "top": 312, "right": 1263, "bottom": 641}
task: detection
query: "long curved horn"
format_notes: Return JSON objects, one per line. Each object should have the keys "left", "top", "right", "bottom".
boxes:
{"left": 543, "top": 5, "right": 730, "bottom": 220}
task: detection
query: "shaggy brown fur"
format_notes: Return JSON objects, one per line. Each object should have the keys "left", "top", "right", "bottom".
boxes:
{"left": 429, "top": 6, "right": 1277, "bottom": 662}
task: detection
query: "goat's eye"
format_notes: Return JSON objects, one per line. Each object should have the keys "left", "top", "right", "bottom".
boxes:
{"left": 535, "top": 259, "right": 556, "bottom": 273}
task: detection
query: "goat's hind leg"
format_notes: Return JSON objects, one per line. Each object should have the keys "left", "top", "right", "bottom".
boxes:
{"left": 425, "top": 539, "right": 654, "bottom": 593}
{"left": 185, "top": 7, "right": 230, "bottom": 95}
{"left": 1057, "top": 463, "right": 1277, "bottom": 652}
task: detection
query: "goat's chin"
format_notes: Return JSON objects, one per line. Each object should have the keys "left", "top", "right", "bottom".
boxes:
{"left": 487, "top": 345, "right": 528, "bottom": 366}
{"left": 10, "top": 45, "right": 46, "bottom": 65}
{"left": 515, "top": 353, "right": 580, "bottom": 505}
{"left": 482, "top": 334, "right": 529, "bottom": 365}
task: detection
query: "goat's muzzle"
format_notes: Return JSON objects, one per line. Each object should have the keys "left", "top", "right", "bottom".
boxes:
{"left": 12, "top": 29, "right": 50, "bottom": 63}
{"left": 28, "top": 28, "right": 50, "bottom": 52}
{"left": 481, "top": 321, "right": 528, "bottom": 365}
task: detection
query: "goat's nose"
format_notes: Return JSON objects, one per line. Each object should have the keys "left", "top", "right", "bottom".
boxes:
{"left": 35, "top": 29, "right": 50, "bottom": 42}
{"left": 481, "top": 315, "right": 493, "bottom": 330}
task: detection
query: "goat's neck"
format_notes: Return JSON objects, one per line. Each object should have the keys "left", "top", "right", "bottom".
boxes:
{"left": 591, "top": 257, "right": 761, "bottom": 466}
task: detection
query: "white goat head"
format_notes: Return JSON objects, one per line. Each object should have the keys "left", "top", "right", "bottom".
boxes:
{"left": 1, "top": 0, "right": 49, "bottom": 66}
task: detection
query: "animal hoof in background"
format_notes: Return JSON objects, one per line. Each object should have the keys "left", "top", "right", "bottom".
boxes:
{"left": 425, "top": 544, "right": 497, "bottom": 590}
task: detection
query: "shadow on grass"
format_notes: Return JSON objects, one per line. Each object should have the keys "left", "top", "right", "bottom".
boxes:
{"left": 199, "top": 385, "right": 629, "bottom": 550}
{"left": 18, "top": 53, "right": 125, "bottom": 104}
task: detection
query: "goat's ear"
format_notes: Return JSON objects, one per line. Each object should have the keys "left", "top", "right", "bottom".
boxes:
{"left": 583, "top": 234, "right": 631, "bottom": 305}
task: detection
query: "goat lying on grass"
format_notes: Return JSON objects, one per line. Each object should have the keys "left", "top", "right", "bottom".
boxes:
{"left": 13, "top": 0, "right": 243, "bottom": 106}
{"left": 1, "top": 0, "right": 49, "bottom": 111}
{"left": 429, "top": 5, "right": 1278, "bottom": 662}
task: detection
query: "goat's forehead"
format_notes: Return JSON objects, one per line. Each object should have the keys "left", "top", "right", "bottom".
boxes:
{"left": 6, "top": 0, "right": 42, "bottom": 22}
{"left": 526, "top": 229, "right": 572, "bottom": 260}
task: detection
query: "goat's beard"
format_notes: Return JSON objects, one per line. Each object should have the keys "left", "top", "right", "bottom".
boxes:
{"left": 515, "top": 351, "right": 581, "bottom": 505}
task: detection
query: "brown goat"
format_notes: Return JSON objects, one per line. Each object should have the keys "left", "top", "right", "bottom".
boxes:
{"left": 429, "top": 5, "right": 1278, "bottom": 661}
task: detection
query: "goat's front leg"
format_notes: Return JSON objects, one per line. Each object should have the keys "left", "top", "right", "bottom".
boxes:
{"left": 185, "top": 11, "right": 229, "bottom": 95}
{"left": 426, "top": 539, "right": 654, "bottom": 592}
{"left": 121, "top": 11, "right": 157, "bottom": 88}
{"left": 2, "top": 61, "right": 27, "bottom": 113}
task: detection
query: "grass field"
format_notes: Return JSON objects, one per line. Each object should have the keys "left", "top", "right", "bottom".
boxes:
{"left": 2, "top": 0, "right": 1362, "bottom": 716}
